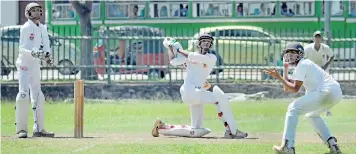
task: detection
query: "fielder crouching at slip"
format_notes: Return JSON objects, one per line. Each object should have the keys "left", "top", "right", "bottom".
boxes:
{"left": 151, "top": 34, "right": 248, "bottom": 139}
{"left": 15, "top": 2, "right": 54, "bottom": 138}
{"left": 264, "top": 42, "right": 342, "bottom": 154}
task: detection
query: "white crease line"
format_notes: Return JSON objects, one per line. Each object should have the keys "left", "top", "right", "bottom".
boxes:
{"left": 71, "top": 138, "right": 143, "bottom": 153}
{"left": 72, "top": 144, "right": 98, "bottom": 153}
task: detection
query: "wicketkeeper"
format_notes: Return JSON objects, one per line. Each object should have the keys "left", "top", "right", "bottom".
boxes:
{"left": 151, "top": 34, "right": 248, "bottom": 139}
{"left": 15, "top": 2, "right": 54, "bottom": 138}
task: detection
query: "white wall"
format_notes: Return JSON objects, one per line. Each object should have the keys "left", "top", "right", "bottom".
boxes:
{"left": 0, "top": 1, "right": 19, "bottom": 27}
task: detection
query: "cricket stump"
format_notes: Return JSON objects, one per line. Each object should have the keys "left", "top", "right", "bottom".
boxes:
{"left": 74, "top": 80, "right": 84, "bottom": 138}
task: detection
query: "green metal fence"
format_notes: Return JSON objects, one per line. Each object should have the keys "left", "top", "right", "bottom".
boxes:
{"left": 1, "top": 26, "right": 355, "bottom": 83}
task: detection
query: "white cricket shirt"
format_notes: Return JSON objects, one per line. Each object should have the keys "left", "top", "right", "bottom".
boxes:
{"left": 170, "top": 52, "right": 216, "bottom": 87}
{"left": 18, "top": 19, "right": 50, "bottom": 63}
{"left": 304, "top": 43, "right": 333, "bottom": 67}
{"left": 292, "top": 58, "right": 339, "bottom": 93}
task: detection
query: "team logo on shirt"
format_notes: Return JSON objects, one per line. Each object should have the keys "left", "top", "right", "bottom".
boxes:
{"left": 29, "top": 33, "right": 34, "bottom": 40}
{"left": 20, "top": 66, "right": 28, "bottom": 71}
{"left": 203, "top": 63, "right": 207, "bottom": 68}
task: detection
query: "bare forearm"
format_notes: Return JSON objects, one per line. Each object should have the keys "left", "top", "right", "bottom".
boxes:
{"left": 277, "top": 75, "right": 298, "bottom": 93}
{"left": 282, "top": 69, "right": 293, "bottom": 92}
{"left": 283, "top": 84, "right": 296, "bottom": 92}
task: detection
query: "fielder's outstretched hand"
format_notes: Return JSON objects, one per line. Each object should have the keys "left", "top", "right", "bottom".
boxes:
{"left": 264, "top": 68, "right": 281, "bottom": 79}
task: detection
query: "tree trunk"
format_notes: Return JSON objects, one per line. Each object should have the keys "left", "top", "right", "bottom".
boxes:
{"left": 79, "top": 13, "right": 96, "bottom": 80}
{"left": 70, "top": 1, "right": 97, "bottom": 80}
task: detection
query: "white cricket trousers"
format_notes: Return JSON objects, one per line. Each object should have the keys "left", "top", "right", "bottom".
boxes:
{"left": 283, "top": 83, "right": 342, "bottom": 147}
{"left": 180, "top": 83, "right": 215, "bottom": 128}
{"left": 15, "top": 57, "right": 45, "bottom": 133}
{"left": 179, "top": 83, "right": 239, "bottom": 135}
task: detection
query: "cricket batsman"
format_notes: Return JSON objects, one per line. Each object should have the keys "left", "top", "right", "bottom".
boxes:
{"left": 264, "top": 42, "right": 342, "bottom": 154}
{"left": 151, "top": 34, "right": 248, "bottom": 139}
{"left": 15, "top": 2, "right": 54, "bottom": 138}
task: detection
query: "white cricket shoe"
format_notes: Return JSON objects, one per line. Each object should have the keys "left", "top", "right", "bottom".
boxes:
{"left": 17, "top": 130, "right": 27, "bottom": 138}
{"left": 273, "top": 140, "right": 295, "bottom": 154}
{"left": 224, "top": 129, "right": 248, "bottom": 139}
{"left": 151, "top": 119, "right": 165, "bottom": 137}
{"left": 272, "top": 145, "right": 295, "bottom": 154}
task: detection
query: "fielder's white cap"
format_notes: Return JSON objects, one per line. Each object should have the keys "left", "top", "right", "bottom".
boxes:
{"left": 313, "top": 31, "right": 322, "bottom": 37}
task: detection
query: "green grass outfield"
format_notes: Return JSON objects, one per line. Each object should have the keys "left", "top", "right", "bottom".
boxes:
{"left": 2, "top": 99, "right": 356, "bottom": 154}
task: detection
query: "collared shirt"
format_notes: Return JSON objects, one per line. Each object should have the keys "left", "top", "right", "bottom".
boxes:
{"left": 18, "top": 19, "right": 50, "bottom": 61}
{"left": 304, "top": 43, "right": 333, "bottom": 67}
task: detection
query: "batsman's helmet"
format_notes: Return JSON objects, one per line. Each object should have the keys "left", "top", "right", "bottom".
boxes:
{"left": 196, "top": 33, "right": 214, "bottom": 49}
{"left": 283, "top": 42, "right": 304, "bottom": 64}
{"left": 25, "top": 2, "right": 42, "bottom": 19}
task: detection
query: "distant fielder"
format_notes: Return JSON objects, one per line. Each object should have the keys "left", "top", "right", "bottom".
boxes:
{"left": 15, "top": 2, "right": 54, "bottom": 138}
{"left": 304, "top": 31, "right": 334, "bottom": 116}
{"left": 264, "top": 42, "right": 342, "bottom": 154}
{"left": 151, "top": 34, "right": 248, "bottom": 139}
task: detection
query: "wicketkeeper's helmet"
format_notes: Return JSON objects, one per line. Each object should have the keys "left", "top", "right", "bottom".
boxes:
{"left": 25, "top": 2, "right": 43, "bottom": 19}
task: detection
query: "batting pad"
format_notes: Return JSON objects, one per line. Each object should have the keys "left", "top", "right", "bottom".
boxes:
{"left": 16, "top": 91, "right": 30, "bottom": 133}
{"left": 159, "top": 126, "right": 211, "bottom": 138}
{"left": 213, "top": 86, "right": 238, "bottom": 135}
{"left": 31, "top": 91, "right": 45, "bottom": 132}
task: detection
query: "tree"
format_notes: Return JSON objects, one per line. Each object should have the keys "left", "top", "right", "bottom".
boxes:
{"left": 70, "top": 1, "right": 97, "bottom": 80}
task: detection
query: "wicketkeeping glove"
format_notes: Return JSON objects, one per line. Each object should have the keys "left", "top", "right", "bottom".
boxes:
{"left": 44, "top": 52, "right": 54, "bottom": 66}
{"left": 31, "top": 46, "right": 54, "bottom": 66}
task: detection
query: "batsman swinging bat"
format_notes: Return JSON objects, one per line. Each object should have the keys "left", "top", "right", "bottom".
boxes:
{"left": 74, "top": 80, "right": 84, "bottom": 138}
